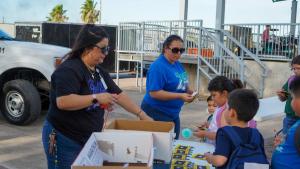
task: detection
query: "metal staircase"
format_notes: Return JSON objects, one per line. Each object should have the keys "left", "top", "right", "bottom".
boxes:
{"left": 116, "top": 20, "right": 269, "bottom": 97}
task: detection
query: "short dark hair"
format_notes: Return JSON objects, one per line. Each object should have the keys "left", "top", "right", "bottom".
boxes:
{"left": 290, "top": 76, "right": 300, "bottom": 97}
{"left": 207, "top": 95, "right": 213, "bottom": 102}
{"left": 291, "top": 55, "right": 300, "bottom": 66}
{"left": 162, "top": 34, "right": 184, "bottom": 53}
{"left": 228, "top": 89, "right": 259, "bottom": 122}
{"left": 208, "top": 76, "right": 243, "bottom": 93}
{"left": 64, "top": 24, "right": 109, "bottom": 60}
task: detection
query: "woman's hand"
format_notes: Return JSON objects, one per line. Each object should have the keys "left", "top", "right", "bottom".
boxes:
{"left": 180, "top": 93, "right": 194, "bottom": 102}
{"left": 96, "top": 93, "right": 119, "bottom": 105}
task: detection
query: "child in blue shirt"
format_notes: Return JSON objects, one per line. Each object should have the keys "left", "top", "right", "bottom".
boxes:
{"left": 272, "top": 76, "right": 300, "bottom": 169}
{"left": 204, "top": 89, "right": 268, "bottom": 169}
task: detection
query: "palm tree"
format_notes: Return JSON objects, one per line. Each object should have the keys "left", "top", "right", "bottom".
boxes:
{"left": 46, "top": 4, "right": 68, "bottom": 22}
{"left": 81, "top": 0, "right": 100, "bottom": 24}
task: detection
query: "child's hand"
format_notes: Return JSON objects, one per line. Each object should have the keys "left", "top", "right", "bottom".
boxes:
{"left": 204, "top": 152, "right": 212, "bottom": 164}
{"left": 276, "top": 89, "right": 288, "bottom": 101}
{"left": 193, "top": 129, "right": 206, "bottom": 138}
{"left": 196, "top": 122, "right": 209, "bottom": 129}
{"left": 273, "top": 135, "right": 283, "bottom": 147}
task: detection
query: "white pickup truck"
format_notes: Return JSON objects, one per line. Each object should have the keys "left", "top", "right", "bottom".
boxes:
{"left": 0, "top": 29, "right": 70, "bottom": 125}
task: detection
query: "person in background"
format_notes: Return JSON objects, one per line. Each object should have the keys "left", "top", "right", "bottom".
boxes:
{"left": 141, "top": 34, "right": 195, "bottom": 139}
{"left": 262, "top": 25, "right": 271, "bottom": 52}
{"left": 42, "top": 24, "right": 152, "bottom": 169}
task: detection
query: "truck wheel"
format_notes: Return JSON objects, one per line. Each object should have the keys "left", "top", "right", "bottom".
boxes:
{"left": 1, "top": 80, "right": 41, "bottom": 125}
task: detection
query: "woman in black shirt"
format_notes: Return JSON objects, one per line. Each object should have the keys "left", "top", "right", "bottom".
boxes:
{"left": 42, "top": 24, "right": 152, "bottom": 169}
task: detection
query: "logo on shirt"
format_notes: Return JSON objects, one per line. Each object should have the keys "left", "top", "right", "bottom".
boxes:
{"left": 175, "top": 72, "right": 188, "bottom": 91}
{"left": 87, "top": 78, "right": 107, "bottom": 111}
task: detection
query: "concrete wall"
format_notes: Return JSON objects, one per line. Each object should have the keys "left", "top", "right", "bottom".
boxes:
{"left": 244, "top": 60, "right": 291, "bottom": 97}
{"left": 184, "top": 60, "right": 291, "bottom": 98}
{"left": 0, "top": 23, "right": 15, "bottom": 37}
{"left": 183, "top": 64, "right": 210, "bottom": 96}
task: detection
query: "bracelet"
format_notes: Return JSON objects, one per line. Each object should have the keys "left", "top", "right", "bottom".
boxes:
{"left": 136, "top": 109, "right": 143, "bottom": 118}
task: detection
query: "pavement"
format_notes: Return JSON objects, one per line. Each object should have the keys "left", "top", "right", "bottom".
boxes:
{"left": 0, "top": 78, "right": 283, "bottom": 169}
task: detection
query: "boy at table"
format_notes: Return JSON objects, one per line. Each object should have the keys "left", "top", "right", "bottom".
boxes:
{"left": 204, "top": 89, "right": 268, "bottom": 169}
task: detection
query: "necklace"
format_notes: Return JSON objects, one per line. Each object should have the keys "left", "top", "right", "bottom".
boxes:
{"left": 84, "top": 64, "right": 96, "bottom": 79}
{"left": 88, "top": 68, "right": 96, "bottom": 79}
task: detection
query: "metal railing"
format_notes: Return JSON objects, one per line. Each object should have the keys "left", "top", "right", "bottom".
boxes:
{"left": 220, "top": 29, "right": 268, "bottom": 97}
{"left": 199, "top": 27, "right": 242, "bottom": 79}
{"left": 116, "top": 20, "right": 269, "bottom": 97}
{"left": 224, "top": 23, "right": 300, "bottom": 61}
{"left": 116, "top": 20, "right": 203, "bottom": 91}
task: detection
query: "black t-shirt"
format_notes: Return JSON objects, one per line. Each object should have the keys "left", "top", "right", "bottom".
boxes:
{"left": 213, "top": 126, "right": 265, "bottom": 169}
{"left": 47, "top": 57, "right": 122, "bottom": 145}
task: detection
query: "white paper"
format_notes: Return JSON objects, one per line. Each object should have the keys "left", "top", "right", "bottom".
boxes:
{"left": 254, "top": 96, "right": 285, "bottom": 121}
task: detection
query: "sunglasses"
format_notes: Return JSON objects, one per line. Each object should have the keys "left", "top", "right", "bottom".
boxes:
{"left": 169, "top": 47, "right": 185, "bottom": 54}
{"left": 94, "top": 45, "right": 110, "bottom": 55}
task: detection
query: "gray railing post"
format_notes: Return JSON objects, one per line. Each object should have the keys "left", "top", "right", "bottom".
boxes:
{"left": 116, "top": 23, "right": 121, "bottom": 85}
{"left": 140, "top": 22, "right": 145, "bottom": 92}
{"left": 240, "top": 36, "right": 245, "bottom": 82}
{"left": 256, "top": 25, "right": 260, "bottom": 56}
{"left": 169, "top": 21, "right": 172, "bottom": 35}
{"left": 196, "top": 21, "right": 203, "bottom": 93}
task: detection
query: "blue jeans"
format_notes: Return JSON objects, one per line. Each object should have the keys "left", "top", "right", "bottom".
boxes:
{"left": 282, "top": 116, "right": 298, "bottom": 135}
{"left": 141, "top": 101, "right": 180, "bottom": 139}
{"left": 42, "top": 120, "right": 82, "bottom": 169}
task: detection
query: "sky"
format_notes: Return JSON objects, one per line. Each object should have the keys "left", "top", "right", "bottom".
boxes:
{"left": 0, "top": 0, "right": 297, "bottom": 27}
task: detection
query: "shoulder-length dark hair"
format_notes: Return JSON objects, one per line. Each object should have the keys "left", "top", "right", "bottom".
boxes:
{"left": 161, "top": 34, "right": 184, "bottom": 54}
{"left": 64, "top": 24, "right": 109, "bottom": 60}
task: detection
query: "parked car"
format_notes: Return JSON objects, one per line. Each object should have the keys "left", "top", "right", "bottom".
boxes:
{"left": 0, "top": 29, "right": 70, "bottom": 125}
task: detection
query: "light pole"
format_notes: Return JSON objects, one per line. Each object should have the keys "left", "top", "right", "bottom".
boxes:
{"left": 290, "top": 0, "right": 297, "bottom": 36}
{"left": 99, "top": 0, "right": 102, "bottom": 24}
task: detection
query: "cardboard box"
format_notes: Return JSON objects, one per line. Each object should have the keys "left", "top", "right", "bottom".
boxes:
{"left": 105, "top": 119, "right": 174, "bottom": 163}
{"left": 72, "top": 132, "right": 154, "bottom": 169}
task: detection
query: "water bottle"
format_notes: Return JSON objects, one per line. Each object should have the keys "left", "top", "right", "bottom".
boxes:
{"left": 181, "top": 128, "right": 193, "bottom": 139}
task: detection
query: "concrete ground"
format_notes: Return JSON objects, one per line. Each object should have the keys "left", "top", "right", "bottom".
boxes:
{"left": 0, "top": 78, "right": 282, "bottom": 169}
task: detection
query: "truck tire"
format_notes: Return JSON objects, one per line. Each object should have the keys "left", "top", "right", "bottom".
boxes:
{"left": 1, "top": 80, "right": 41, "bottom": 125}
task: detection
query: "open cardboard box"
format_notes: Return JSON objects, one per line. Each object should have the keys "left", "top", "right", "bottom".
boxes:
{"left": 105, "top": 119, "right": 174, "bottom": 163}
{"left": 72, "top": 132, "right": 154, "bottom": 169}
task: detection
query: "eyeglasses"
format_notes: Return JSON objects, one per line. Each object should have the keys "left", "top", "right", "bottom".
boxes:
{"left": 94, "top": 45, "right": 110, "bottom": 55}
{"left": 168, "top": 47, "right": 185, "bottom": 54}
